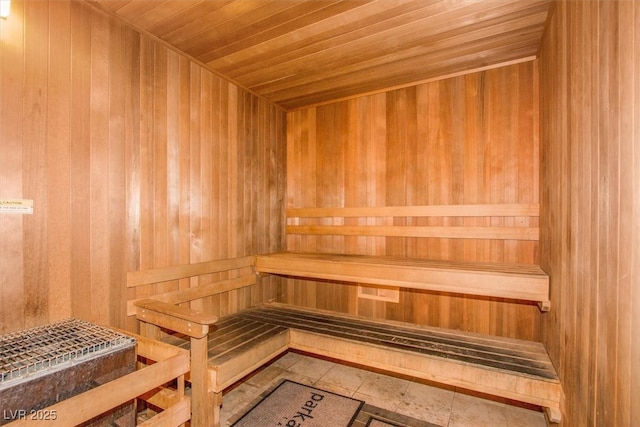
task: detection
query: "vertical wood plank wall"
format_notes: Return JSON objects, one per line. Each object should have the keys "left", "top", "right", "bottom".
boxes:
{"left": 539, "top": 1, "right": 639, "bottom": 425}
{"left": 0, "top": 0, "right": 286, "bottom": 334}
{"left": 286, "top": 61, "right": 542, "bottom": 341}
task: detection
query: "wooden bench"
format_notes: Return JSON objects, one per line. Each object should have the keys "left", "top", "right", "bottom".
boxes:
{"left": 128, "top": 255, "right": 562, "bottom": 426}
{"left": 159, "top": 304, "right": 561, "bottom": 418}
{"left": 255, "top": 251, "right": 551, "bottom": 310}
{"left": 261, "top": 203, "right": 550, "bottom": 310}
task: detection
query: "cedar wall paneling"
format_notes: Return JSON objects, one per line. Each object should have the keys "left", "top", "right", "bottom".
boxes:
{"left": 0, "top": 0, "right": 286, "bottom": 334}
{"left": 539, "top": 1, "right": 639, "bottom": 425}
{"left": 286, "top": 62, "right": 542, "bottom": 340}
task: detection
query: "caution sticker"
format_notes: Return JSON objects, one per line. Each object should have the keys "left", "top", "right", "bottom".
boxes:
{"left": 0, "top": 198, "right": 34, "bottom": 214}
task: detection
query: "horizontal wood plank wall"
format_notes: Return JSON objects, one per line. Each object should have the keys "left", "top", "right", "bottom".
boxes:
{"left": 286, "top": 204, "right": 540, "bottom": 241}
{"left": 539, "top": 1, "right": 639, "bottom": 425}
{"left": 0, "top": 0, "right": 286, "bottom": 334}
{"left": 286, "top": 61, "right": 541, "bottom": 341}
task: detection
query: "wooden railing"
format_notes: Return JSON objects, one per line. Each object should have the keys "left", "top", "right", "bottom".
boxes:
{"left": 129, "top": 256, "right": 257, "bottom": 427}
{"left": 11, "top": 333, "right": 191, "bottom": 427}
{"left": 126, "top": 256, "right": 256, "bottom": 317}
{"left": 286, "top": 203, "right": 540, "bottom": 241}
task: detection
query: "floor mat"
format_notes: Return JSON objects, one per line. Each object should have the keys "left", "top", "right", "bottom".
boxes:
{"left": 352, "top": 404, "right": 441, "bottom": 427}
{"left": 231, "top": 379, "right": 364, "bottom": 427}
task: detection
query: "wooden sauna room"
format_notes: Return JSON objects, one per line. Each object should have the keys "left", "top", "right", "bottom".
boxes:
{"left": 0, "top": 0, "right": 638, "bottom": 426}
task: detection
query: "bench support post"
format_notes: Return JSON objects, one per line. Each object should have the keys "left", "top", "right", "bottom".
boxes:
{"left": 538, "top": 301, "right": 551, "bottom": 312}
{"left": 191, "top": 335, "right": 214, "bottom": 427}
{"left": 213, "top": 392, "right": 222, "bottom": 427}
{"left": 544, "top": 405, "right": 562, "bottom": 424}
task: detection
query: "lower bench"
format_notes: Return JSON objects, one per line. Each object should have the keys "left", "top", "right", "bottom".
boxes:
{"left": 158, "top": 303, "right": 562, "bottom": 425}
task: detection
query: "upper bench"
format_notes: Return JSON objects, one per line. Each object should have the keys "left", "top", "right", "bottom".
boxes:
{"left": 255, "top": 252, "right": 550, "bottom": 310}
{"left": 256, "top": 203, "right": 550, "bottom": 310}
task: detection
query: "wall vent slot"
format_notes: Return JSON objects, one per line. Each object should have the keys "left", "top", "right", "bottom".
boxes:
{"left": 357, "top": 285, "right": 400, "bottom": 303}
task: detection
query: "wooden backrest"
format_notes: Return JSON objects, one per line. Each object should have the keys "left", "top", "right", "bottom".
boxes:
{"left": 126, "top": 256, "right": 256, "bottom": 316}
{"left": 286, "top": 204, "right": 539, "bottom": 241}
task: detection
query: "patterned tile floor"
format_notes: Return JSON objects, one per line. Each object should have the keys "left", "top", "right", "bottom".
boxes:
{"left": 220, "top": 351, "right": 548, "bottom": 427}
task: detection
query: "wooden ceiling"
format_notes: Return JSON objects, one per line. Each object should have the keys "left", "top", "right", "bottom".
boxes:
{"left": 88, "top": 0, "right": 552, "bottom": 110}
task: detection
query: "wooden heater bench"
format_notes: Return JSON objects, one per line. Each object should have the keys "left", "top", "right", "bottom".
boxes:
{"left": 128, "top": 204, "right": 560, "bottom": 425}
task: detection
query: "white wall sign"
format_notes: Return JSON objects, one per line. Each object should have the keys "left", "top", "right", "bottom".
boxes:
{"left": 0, "top": 198, "right": 34, "bottom": 214}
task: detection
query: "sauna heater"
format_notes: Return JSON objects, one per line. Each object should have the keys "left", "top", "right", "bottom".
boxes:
{"left": 0, "top": 319, "right": 137, "bottom": 426}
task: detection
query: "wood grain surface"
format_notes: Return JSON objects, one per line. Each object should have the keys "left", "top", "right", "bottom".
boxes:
{"left": 539, "top": 1, "right": 640, "bottom": 425}
{"left": 0, "top": 0, "right": 286, "bottom": 334}
{"left": 285, "top": 61, "right": 541, "bottom": 340}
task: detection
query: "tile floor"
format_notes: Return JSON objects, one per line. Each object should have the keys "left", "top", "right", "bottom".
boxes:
{"left": 220, "top": 351, "right": 548, "bottom": 427}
